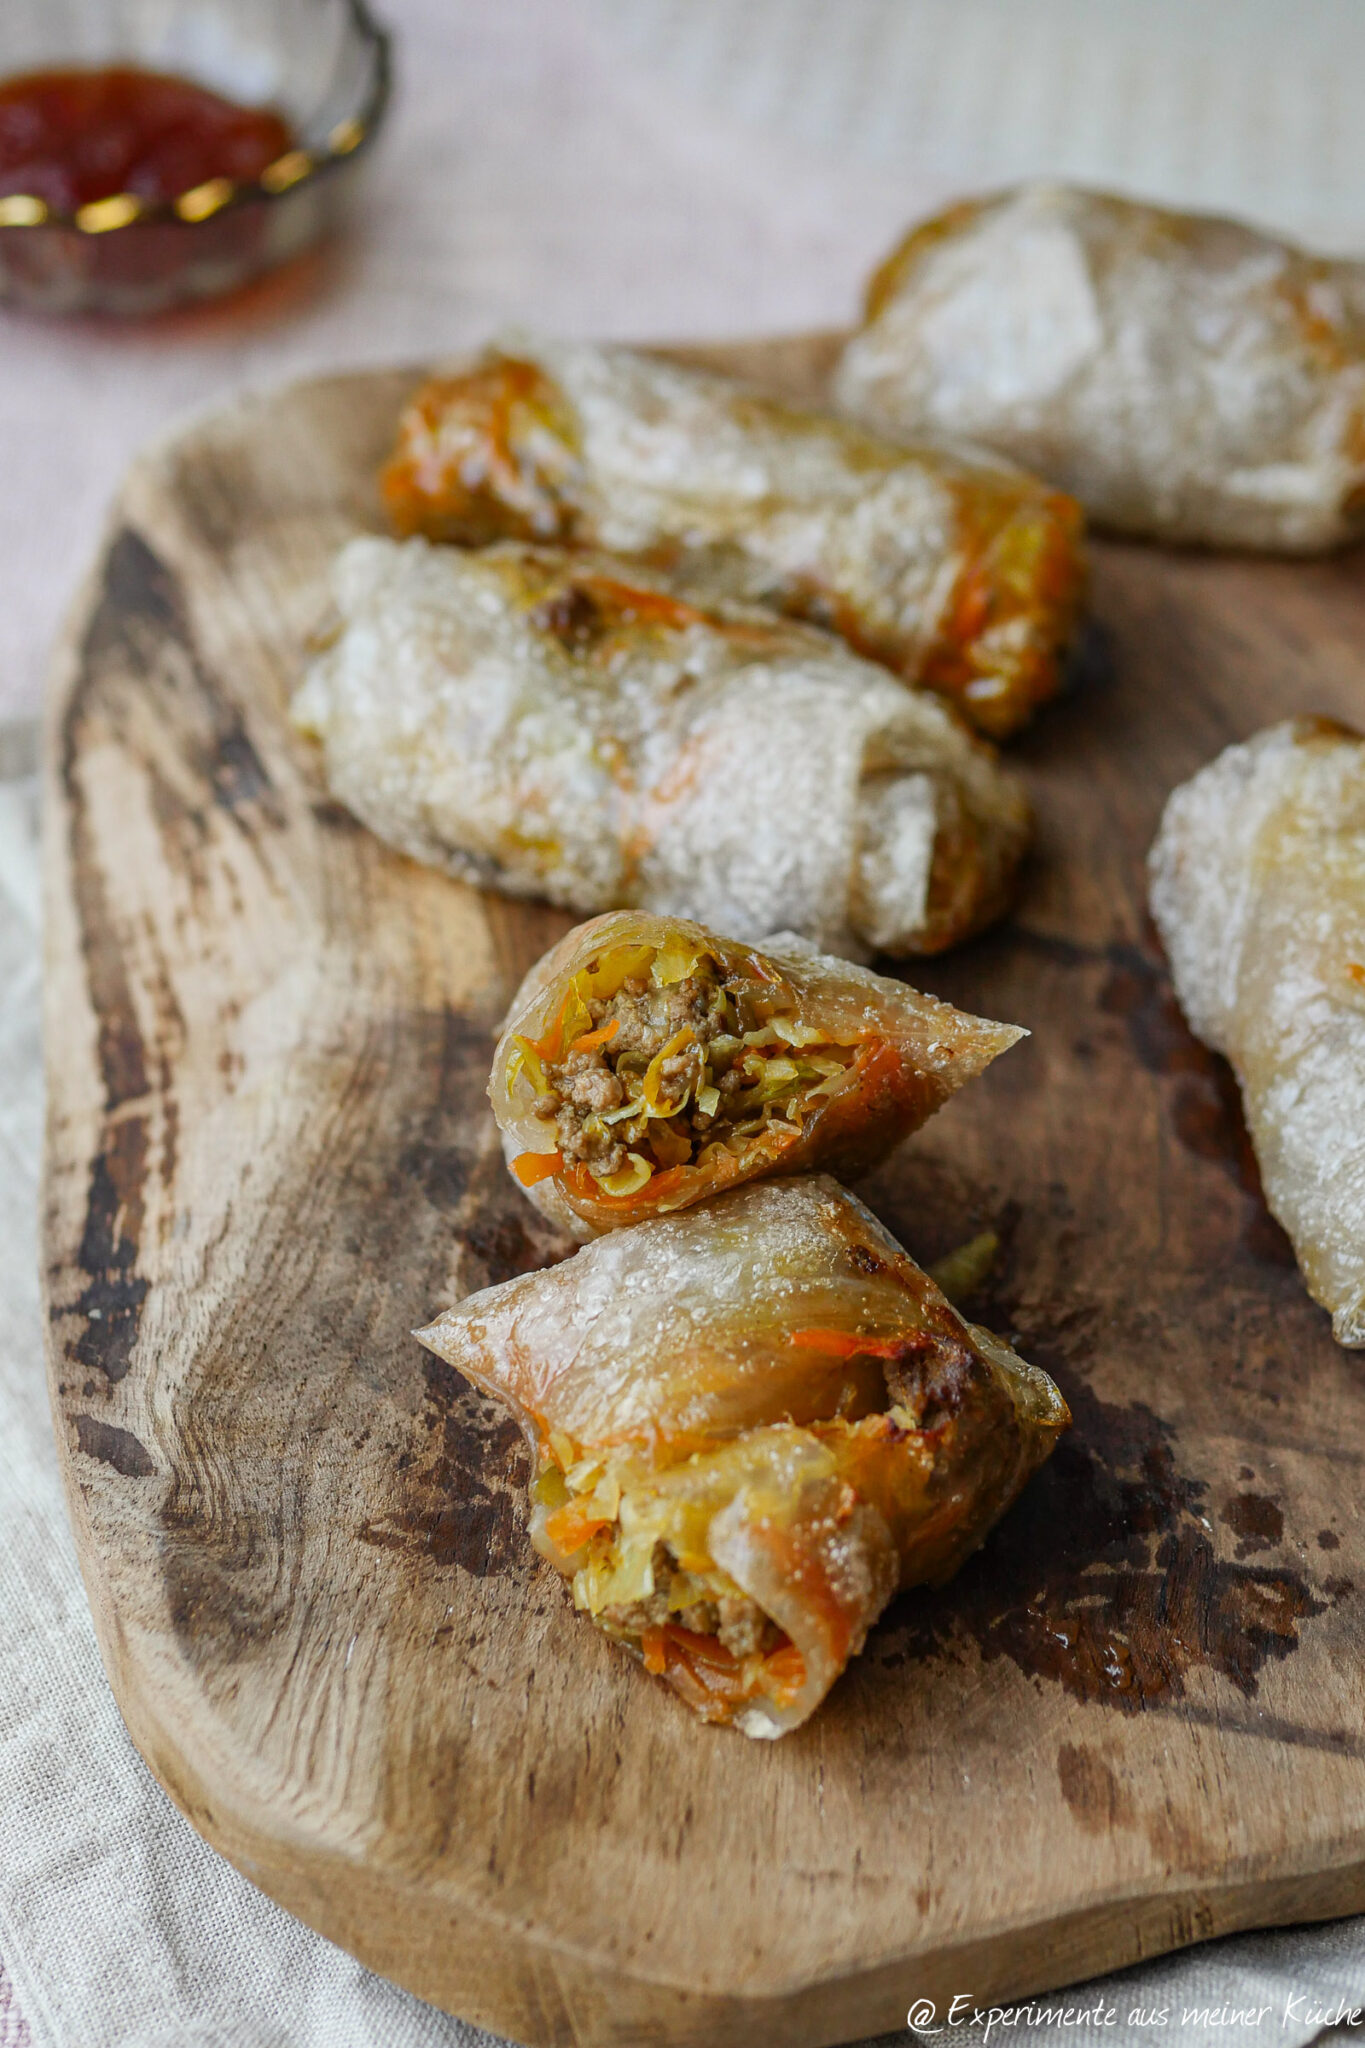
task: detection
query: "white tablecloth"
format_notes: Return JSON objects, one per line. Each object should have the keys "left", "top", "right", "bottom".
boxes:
{"left": 4, "top": 2, "right": 1365, "bottom": 2041}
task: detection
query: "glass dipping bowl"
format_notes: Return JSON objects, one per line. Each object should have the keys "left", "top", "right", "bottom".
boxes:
{"left": 0, "top": 0, "right": 391, "bottom": 316}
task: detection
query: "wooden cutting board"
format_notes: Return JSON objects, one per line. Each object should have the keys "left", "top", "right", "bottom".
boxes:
{"left": 42, "top": 333, "right": 1365, "bottom": 2048}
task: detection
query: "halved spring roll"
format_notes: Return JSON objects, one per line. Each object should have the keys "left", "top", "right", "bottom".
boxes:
{"left": 837, "top": 182, "right": 1365, "bottom": 553}
{"left": 493, "top": 910, "right": 1024, "bottom": 1239}
{"left": 1149, "top": 717, "right": 1365, "bottom": 1346}
{"left": 378, "top": 337, "right": 1086, "bottom": 739}
{"left": 416, "top": 1177, "right": 1069, "bottom": 1737}
{"left": 291, "top": 537, "right": 1031, "bottom": 961}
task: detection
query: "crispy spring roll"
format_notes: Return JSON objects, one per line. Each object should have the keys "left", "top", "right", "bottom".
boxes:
{"left": 493, "top": 910, "right": 1024, "bottom": 1239}
{"left": 836, "top": 183, "right": 1365, "bottom": 553}
{"left": 378, "top": 337, "right": 1085, "bottom": 740}
{"left": 291, "top": 537, "right": 1030, "bottom": 961}
{"left": 416, "top": 1177, "right": 1068, "bottom": 1736}
{"left": 1149, "top": 718, "right": 1365, "bottom": 1346}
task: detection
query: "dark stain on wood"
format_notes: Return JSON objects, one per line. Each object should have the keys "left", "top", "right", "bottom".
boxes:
{"left": 65, "top": 1131, "right": 150, "bottom": 1383}
{"left": 388, "top": 1005, "right": 505, "bottom": 1216}
{"left": 1170, "top": 1701, "right": 1365, "bottom": 1760}
{"left": 1056, "top": 1742, "right": 1132, "bottom": 1832}
{"left": 74, "top": 1412, "right": 156, "bottom": 1477}
{"left": 157, "top": 997, "right": 567, "bottom": 1666}
{"left": 354, "top": 1092, "right": 572, "bottom": 1583}
{"left": 882, "top": 1368, "right": 1324, "bottom": 1709}
{"left": 360, "top": 1354, "right": 531, "bottom": 1581}
{"left": 1059, "top": 614, "right": 1119, "bottom": 708}
{"left": 209, "top": 722, "right": 273, "bottom": 813}
{"left": 1221, "top": 1492, "right": 1285, "bottom": 1558}
{"left": 87, "top": 525, "right": 280, "bottom": 825}
{"left": 59, "top": 540, "right": 155, "bottom": 1383}
{"left": 1100, "top": 942, "right": 1296, "bottom": 1268}
{"left": 57, "top": 526, "right": 290, "bottom": 1386}
{"left": 311, "top": 797, "right": 363, "bottom": 833}
{"left": 356, "top": 1120, "right": 569, "bottom": 1585}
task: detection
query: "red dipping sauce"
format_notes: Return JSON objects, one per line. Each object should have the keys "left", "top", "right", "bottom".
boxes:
{"left": 0, "top": 66, "right": 293, "bottom": 214}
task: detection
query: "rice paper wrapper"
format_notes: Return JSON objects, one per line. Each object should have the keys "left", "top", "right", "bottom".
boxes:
{"left": 416, "top": 1176, "right": 1069, "bottom": 1736}
{"left": 291, "top": 537, "right": 1029, "bottom": 963}
{"left": 380, "top": 335, "right": 1086, "bottom": 739}
{"left": 836, "top": 181, "right": 1365, "bottom": 554}
{"left": 491, "top": 908, "right": 1024, "bottom": 1238}
{"left": 1149, "top": 716, "right": 1365, "bottom": 1346}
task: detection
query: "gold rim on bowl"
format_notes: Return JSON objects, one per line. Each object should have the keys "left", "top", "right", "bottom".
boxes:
{"left": 0, "top": 0, "right": 392, "bottom": 239}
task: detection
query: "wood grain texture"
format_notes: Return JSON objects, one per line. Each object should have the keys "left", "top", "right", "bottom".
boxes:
{"left": 42, "top": 331, "right": 1365, "bottom": 2048}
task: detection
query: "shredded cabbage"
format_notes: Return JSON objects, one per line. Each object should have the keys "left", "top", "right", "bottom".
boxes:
{"left": 512, "top": 934, "right": 874, "bottom": 1192}
{"left": 642, "top": 1028, "right": 699, "bottom": 1116}
{"left": 547, "top": 1430, "right": 577, "bottom": 1473}
{"left": 650, "top": 940, "right": 714, "bottom": 988}
{"left": 509, "top": 1036, "right": 551, "bottom": 1097}
{"left": 563, "top": 1455, "right": 604, "bottom": 1494}
{"left": 576, "top": 944, "right": 653, "bottom": 1002}
{"left": 575, "top": 1536, "right": 657, "bottom": 1614}
{"left": 648, "top": 1119, "right": 692, "bottom": 1167}
{"left": 748, "top": 1016, "right": 836, "bottom": 1048}
{"left": 532, "top": 1464, "right": 569, "bottom": 1511}
{"left": 592, "top": 1150, "right": 653, "bottom": 1196}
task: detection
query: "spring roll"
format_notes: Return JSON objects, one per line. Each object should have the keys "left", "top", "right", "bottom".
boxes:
{"left": 378, "top": 338, "right": 1085, "bottom": 740}
{"left": 416, "top": 1177, "right": 1068, "bottom": 1736}
{"left": 1149, "top": 718, "right": 1365, "bottom": 1346}
{"left": 291, "top": 536, "right": 1030, "bottom": 961}
{"left": 493, "top": 910, "right": 1023, "bottom": 1238}
{"left": 836, "top": 182, "right": 1365, "bottom": 553}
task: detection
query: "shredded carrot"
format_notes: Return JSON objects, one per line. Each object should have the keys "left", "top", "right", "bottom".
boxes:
{"left": 639, "top": 1620, "right": 808, "bottom": 1714}
{"left": 788, "top": 1328, "right": 927, "bottom": 1360}
{"left": 949, "top": 558, "right": 994, "bottom": 647}
{"left": 577, "top": 575, "right": 713, "bottom": 634}
{"left": 511, "top": 1150, "right": 563, "bottom": 1188}
{"left": 663, "top": 1623, "right": 738, "bottom": 1669}
{"left": 525, "top": 986, "right": 576, "bottom": 1062}
{"left": 560, "top": 1159, "right": 675, "bottom": 1208}
{"left": 569, "top": 1017, "right": 619, "bottom": 1054}
{"left": 658, "top": 1626, "right": 749, "bottom": 1700}
{"left": 763, "top": 1643, "right": 807, "bottom": 1700}
{"left": 544, "top": 1498, "right": 615, "bottom": 1552}
{"left": 851, "top": 1039, "right": 906, "bottom": 1097}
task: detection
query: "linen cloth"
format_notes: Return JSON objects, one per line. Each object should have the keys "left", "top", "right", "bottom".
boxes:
{"left": 4, "top": 1, "right": 1365, "bottom": 2041}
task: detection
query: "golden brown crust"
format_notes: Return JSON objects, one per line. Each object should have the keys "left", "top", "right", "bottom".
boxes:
{"left": 379, "top": 340, "right": 1085, "bottom": 739}
{"left": 416, "top": 1177, "right": 1068, "bottom": 1735}
{"left": 491, "top": 909, "right": 1025, "bottom": 1236}
{"left": 292, "top": 537, "right": 1032, "bottom": 961}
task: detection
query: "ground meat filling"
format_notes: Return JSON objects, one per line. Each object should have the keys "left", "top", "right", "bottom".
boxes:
{"left": 533, "top": 969, "right": 728, "bottom": 1173}
{"left": 600, "top": 1542, "right": 785, "bottom": 1662}
{"left": 530, "top": 956, "right": 858, "bottom": 1182}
